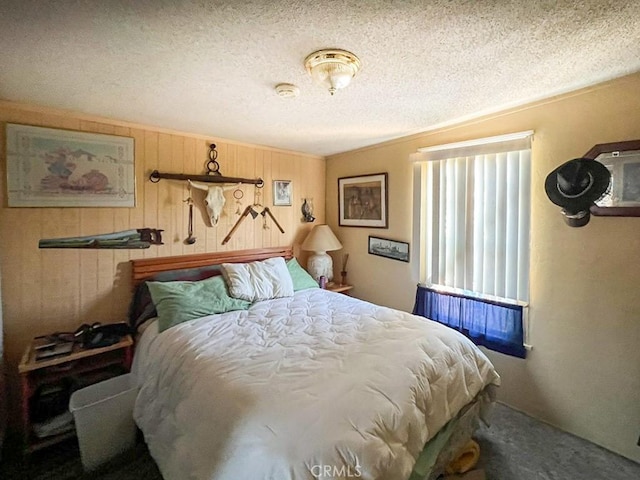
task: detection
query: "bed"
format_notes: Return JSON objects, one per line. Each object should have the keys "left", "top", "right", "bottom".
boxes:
{"left": 129, "top": 247, "right": 500, "bottom": 480}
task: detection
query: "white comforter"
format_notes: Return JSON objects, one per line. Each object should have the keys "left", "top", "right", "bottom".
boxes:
{"left": 133, "top": 289, "right": 500, "bottom": 480}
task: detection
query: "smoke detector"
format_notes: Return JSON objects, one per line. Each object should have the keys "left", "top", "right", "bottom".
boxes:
{"left": 275, "top": 83, "right": 300, "bottom": 98}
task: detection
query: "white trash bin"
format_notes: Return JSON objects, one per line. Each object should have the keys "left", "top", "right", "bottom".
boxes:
{"left": 69, "top": 373, "right": 138, "bottom": 471}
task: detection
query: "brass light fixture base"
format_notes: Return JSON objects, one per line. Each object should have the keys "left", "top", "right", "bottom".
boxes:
{"left": 304, "top": 49, "right": 361, "bottom": 95}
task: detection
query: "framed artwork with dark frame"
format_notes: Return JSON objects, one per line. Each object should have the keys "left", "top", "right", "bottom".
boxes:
{"left": 368, "top": 236, "right": 409, "bottom": 262}
{"left": 273, "top": 180, "right": 292, "bottom": 206}
{"left": 5, "top": 123, "right": 135, "bottom": 207}
{"left": 584, "top": 139, "right": 640, "bottom": 216}
{"left": 338, "top": 172, "right": 388, "bottom": 228}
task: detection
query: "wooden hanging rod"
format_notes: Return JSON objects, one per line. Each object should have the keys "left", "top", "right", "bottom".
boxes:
{"left": 149, "top": 170, "right": 264, "bottom": 187}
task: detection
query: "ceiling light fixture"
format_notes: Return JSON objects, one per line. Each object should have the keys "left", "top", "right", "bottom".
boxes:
{"left": 304, "top": 49, "right": 361, "bottom": 95}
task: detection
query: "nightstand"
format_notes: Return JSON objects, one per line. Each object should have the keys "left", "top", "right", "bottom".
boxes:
{"left": 325, "top": 283, "right": 354, "bottom": 294}
{"left": 18, "top": 335, "right": 133, "bottom": 454}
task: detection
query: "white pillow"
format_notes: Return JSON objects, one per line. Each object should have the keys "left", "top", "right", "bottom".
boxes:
{"left": 221, "top": 257, "right": 294, "bottom": 302}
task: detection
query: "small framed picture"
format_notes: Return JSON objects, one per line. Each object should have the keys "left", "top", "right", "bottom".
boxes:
{"left": 273, "top": 180, "right": 292, "bottom": 206}
{"left": 368, "top": 235, "right": 410, "bottom": 262}
{"left": 584, "top": 140, "right": 640, "bottom": 216}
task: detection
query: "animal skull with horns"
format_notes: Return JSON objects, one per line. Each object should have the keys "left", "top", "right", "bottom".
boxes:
{"left": 188, "top": 180, "right": 238, "bottom": 226}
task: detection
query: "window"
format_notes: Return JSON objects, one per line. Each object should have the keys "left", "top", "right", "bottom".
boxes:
{"left": 411, "top": 131, "right": 532, "bottom": 357}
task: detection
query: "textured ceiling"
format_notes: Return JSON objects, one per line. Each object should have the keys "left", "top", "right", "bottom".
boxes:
{"left": 1, "top": 1, "right": 640, "bottom": 156}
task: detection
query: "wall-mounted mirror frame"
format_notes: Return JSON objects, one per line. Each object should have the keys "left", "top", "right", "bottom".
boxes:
{"left": 584, "top": 139, "right": 640, "bottom": 217}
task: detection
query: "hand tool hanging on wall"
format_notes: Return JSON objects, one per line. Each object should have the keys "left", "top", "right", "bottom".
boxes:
{"left": 184, "top": 190, "right": 197, "bottom": 245}
{"left": 221, "top": 205, "right": 285, "bottom": 245}
{"left": 222, "top": 205, "right": 255, "bottom": 245}
{"left": 222, "top": 186, "right": 285, "bottom": 245}
{"left": 262, "top": 208, "right": 284, "bottom": 233}
{"left": 39, "top": 229, "right": 164, "bottom": 249}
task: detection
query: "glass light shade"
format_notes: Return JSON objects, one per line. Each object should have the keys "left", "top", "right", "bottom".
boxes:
{"left": 305, "top": 49, "right": 361, "bottom": 95}
{"left": 310, "top": 63, "right": 354, "bottom": 93}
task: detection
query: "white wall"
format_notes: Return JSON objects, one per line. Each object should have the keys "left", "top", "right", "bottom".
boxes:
{"left": 326, "top": 72, "right": 640, "bottom": 462}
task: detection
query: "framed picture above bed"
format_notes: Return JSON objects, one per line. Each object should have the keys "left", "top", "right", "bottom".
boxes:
{"left": 338, "top": 172, "right": 388, "bottom": 228}
{"left": 5, "top": 123, "right": 135, "bottom": 207}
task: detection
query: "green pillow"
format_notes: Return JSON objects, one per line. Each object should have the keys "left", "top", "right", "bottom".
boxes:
{"left": 287, "top": 258, "right": 319, "bottom": 291}
{"left": 147, "top": 275, "right": 251, "bottom": 332}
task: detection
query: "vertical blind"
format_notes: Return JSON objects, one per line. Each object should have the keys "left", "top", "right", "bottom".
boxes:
{"left": 413, "top": 132, "right": 532, "bottom": 303}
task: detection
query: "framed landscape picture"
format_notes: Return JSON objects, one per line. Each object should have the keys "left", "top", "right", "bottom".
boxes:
{"left": 6, "top": 123, "right": 135, "bottom": 207}
{"left": 338, "top": 172, "right": 388, "bottom": 227}
{"left": 368, "top": 236, "right": 410, "bottom": 262}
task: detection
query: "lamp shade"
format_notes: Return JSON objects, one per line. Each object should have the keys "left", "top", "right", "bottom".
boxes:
{"left": 301, "top": 225, "right": 342, "bottom": 253}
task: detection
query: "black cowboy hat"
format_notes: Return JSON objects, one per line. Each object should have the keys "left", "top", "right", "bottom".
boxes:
{"left": 545, "top": 158, "right": 611, "bottom": 212}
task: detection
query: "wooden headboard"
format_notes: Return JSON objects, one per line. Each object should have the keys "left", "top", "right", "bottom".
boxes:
{"left": 130, "top": 246, "right": 294, "bottom": 286}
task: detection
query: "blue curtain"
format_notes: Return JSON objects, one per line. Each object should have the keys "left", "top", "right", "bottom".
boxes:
{"left": 413, "top": 285, "right": 526, "bottom": 358}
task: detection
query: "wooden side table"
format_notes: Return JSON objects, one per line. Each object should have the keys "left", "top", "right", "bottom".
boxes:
{"left": 18, "top": 335, "right": 133, "bottom": 454}
{"left": 326, "top": 283, "right": 354, "bottom": 294}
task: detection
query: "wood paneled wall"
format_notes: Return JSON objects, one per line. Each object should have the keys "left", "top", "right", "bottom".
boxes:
{"left": 0, "top": 101, "right": 325, "bottom": 413}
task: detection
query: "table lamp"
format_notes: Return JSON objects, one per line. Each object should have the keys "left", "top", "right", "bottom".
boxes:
{"left": 301, "top": 224, "right": 342, "bottom": 283}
